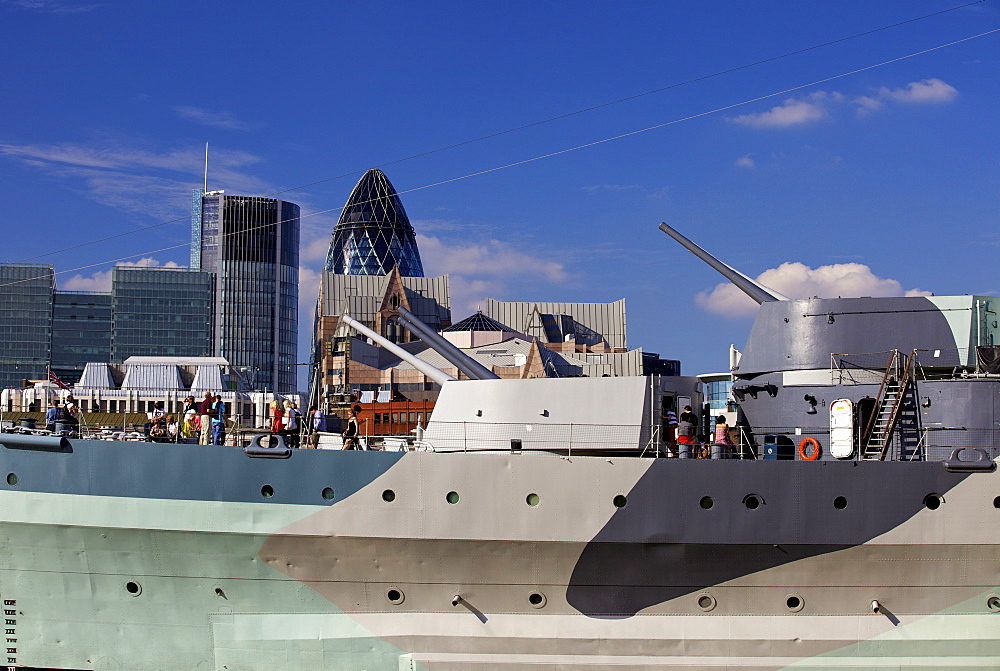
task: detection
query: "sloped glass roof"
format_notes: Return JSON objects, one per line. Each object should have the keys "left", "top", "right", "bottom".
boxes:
{"left": 324, "top": 169, "right": 424, "bottom": 277}
{"left": 443, "top": 311, "right": 512, "bottom": 332}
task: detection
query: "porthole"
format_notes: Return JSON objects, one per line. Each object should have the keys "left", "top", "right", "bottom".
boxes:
{"left": 987, "top": 595, "right": 1000, "bottom": 612}
{"left": 526, "top": 493, "right": 540, "bottom": 507}
{"left": 446, "top": 491, "right": 460, "bottom": 504}
{"left": 387, "top": 588, "right": 404, "bottom": 605}
{"left": 6, "top": 473, "right": 17, "bottom": 486}
{"left": 613, "top": 494, "right": 628, "bottom": 508}
{"left": 260, "top": 484, "right": 274, "bottom": 498}
{"left": 528, "top": 592, "right": 546, "bottom": 609}
{"left": 833, "top": 496, "right": 848, "bottom": 510}
{"left": 322, "top": 487, "right": 335, "bottom": 501}
{"left": 383, "top": 489, "right": 396, "bottom": 502}
{"left": 786, "top": 594, "right": 804, "bottom": 612}
{"left": 993, "top": 496, "right": 1000, "bottom": 509}
{"left": 743, "top": 494, "right": 763, "bottom": 510}
{"left": 700, "top": 496, "right": 714, "bottom": 510}
{"left": 923, "top": 493, "right": 942, "bottom": 510}
{"left": 125, "top": 581, "right": 142, "bottom": 596}
{"left": 696, "top": 593, "right": 716, "bottom": 611}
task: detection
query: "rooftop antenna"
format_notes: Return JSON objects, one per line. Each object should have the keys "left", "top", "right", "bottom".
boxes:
{"left": 203, "top": 142, "right": 209, "bottom": 192}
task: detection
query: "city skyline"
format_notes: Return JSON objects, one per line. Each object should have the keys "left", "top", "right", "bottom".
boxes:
{"left": 1, "top": 1, "right": 997, "bottom": 379}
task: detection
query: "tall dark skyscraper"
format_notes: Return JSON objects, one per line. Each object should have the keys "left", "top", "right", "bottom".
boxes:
{"left": 192, "top": 191, "right": 300, "bottom": 393}
{"left": 324, "top": 169, "right": 424, "bottom": 277}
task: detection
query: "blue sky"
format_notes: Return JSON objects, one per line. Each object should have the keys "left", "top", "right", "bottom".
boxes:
{"left": 2, "top": 0, "right": 998, "bottom": 384}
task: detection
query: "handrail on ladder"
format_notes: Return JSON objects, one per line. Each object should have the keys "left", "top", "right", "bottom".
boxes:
{"left": 861, "top": 350, "right": 917, "bottom": 460}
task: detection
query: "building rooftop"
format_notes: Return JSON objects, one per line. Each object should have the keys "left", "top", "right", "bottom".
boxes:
{"left": 443, "top": 311, "right": 512, "bottom": 332}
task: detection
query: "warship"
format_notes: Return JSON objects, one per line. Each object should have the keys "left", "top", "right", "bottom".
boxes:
{"left": 0, "top": 223, "right": 998, "bottom": 670}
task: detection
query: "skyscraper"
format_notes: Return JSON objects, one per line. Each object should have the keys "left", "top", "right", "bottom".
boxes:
{"left": 324, "top": 169, "right": 424, "bottom": 277}
{"left": 0, "top": 264, "right": 54, "bottom": 388}
{"left": 111, "top": 266, "right": 213, "bottom": 363}
{"left": 312, "top": 169, "right": 448, "bottom": 406}
{"left": 192, "top": 191, "right": 300, "bottom": 393}
{"left": 51, "top": 291, "right": 111, "bottom": 385}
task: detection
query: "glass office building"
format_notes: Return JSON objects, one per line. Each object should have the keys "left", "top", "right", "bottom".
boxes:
{"left": 0, "top": 264, "right": 54, "bottom": 388}
{"left": 51, "top": 291, "right": 112, "bottom": 385}
{"left": 111, "top": 267, "right": 214, "bottom": 362}
{"left": 192, "top": 192, "right": 300, "bottom": 393}
{"left": 324, "top": 169, "right": 424, "bottom": 277}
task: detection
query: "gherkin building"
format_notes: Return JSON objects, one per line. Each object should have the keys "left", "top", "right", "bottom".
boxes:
{"left": 324, "top": 168, "right": 424, "bottom": 277}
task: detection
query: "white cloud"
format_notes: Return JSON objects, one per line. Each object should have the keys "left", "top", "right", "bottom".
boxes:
{"left": 581, "top": 184, "right": 671, "bottom": 199}
{"left": 853, "top": 79, "right": 958, "bottom": 116}
{"left": 447, "top": 276, "right": 510, "bottom": 315}
{"left": 417, "top": 234, "right": 570, "bottom": 317}
{"left": 0, "top": 141, "right": 269, "bottom": 220}
{"left": 646, "top": 186, "right": 670, "bottom": 199}
{"left": 582, "top": 184, "right": 643, "bottom": 192}
{"left": 297, "top": 267, "right": 322, "bottom": 315}
{"left": 879, "top": 78, "right": 958, "bottom": 104}
{"left": 2, "top": 0, "right": 103, "bottom": 12}
{"left": 61, "top": 258, "right": 181, "bottom": 292}
{"left": 730, "top": 79, "right": 959, "bottom": 127}
{"left": 418, "top": 235, "right": 567, "bottom": 282}
{"left": 696, "top": 261, "right": 931, "bottom": 317}
{"left": 301, "top": 234, "right": 331, "bottom": 265}
{"left": 173, "top": 106, "right": 255, "bottom": 131}
{"left": 730, "top": 97, "right": 826, "bottom": 128}
{"left": 853, "top": 95, "right": 882, "bottom": 115}
{"left": 0, "top": 142, "right": 260, "bottom": 173}
{"left": 735, "top": 155, "right": 755, "bottom": 169}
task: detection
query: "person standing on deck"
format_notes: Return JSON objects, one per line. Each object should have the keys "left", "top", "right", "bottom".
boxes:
{"left": 341, "top": 405, "right": 361, "bottom": 450}
{"left": 307, "top": 405, "right": 326, "bottom": 448}
{"left": 198, "top": 391, "right": 215, "bottom": 445}
{"left": 269, "top": 400, "right": 285, "bottom": 435}
{"left": 713, "top": 415, "right": 735, "bottom": 458}
{"left": 283, "top": 400, "right": 301, "bottom": 448}
{"left": 663, "top": 408, "right": 678, "bottom": 457}
{"left": 677, "top": 405, "right": 698, "bottom": 455}
{"left": 144, "top": 401, "right": 166, "bottom": 438}
{"left": 45, "top": 401, "right": 61, "bottom": 433}
{"left": 211, "top": 394, "right": 227, "bottom": 446}
{"left": 62, "top": 395, "right": 80, "bottom": 428}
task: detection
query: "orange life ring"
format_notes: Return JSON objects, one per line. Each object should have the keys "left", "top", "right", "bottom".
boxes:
{"left": 798, "top": 437, "right": 821, "bottom": 461}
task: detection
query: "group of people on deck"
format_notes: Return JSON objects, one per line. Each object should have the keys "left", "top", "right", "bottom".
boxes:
{"left": 269, "top": 400, "right": 330, "bottom": 448}
{"left": 663, "top": 404, "right": 736, "bottom": 458}
{"left": 144, "top": 392, "right": 228, "bottom": 445}
{"left": 44, "top": 395, "right": 79, "bottom": 432}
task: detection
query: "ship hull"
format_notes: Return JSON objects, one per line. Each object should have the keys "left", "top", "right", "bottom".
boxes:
{"left": 0, "top": 439, "right": 997, "bottom": 670}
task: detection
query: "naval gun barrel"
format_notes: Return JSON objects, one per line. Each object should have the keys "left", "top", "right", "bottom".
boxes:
{"left": 658, "top": 221, "right": 787, "bottom": 304}
{"left": 396, "top": 307, "right": 500, "bottom": 381}
{"left": 340, "top": 314, "right": 456, "bottom": 386}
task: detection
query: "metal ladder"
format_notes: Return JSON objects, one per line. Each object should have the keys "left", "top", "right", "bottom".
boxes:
{"left": 861, "top": 350, "right": 914, "bottom": 460}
